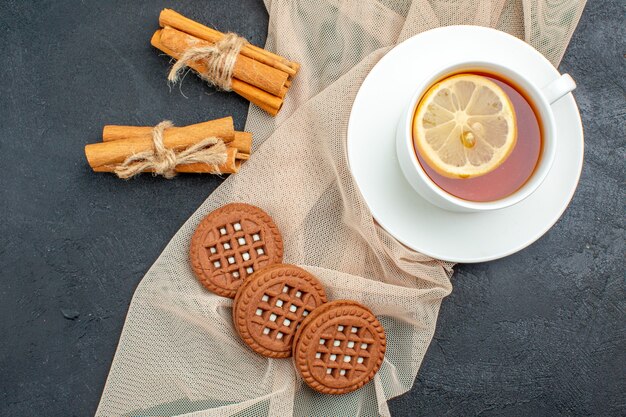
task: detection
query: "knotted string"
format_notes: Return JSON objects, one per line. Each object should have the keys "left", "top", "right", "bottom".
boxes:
{"left": 168, "top": 33, "right": 246, "bottom": 91}
{"left": 114, "top": 121, "right": 228, "bottom": 179}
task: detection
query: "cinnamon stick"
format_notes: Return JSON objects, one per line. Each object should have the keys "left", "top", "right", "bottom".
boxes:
{"left": 102, "top": 125, "right": 155, "bottom": 142}
{"left": 85, "top": 117, "right": 234, "bottom": 169}
{"left": 101, "top": 124, "right": 252, "bottom": 159}
{"left": 159, "top": 9, "right": 299, "bottom": 79}
{"left": 92, "top": 147, "right": 241, "bottom": 174}
{"left": 176, "top": 148, "right": 241, "bottom": 174}
{"left": 231, "top": 132, "right": 252, "bottom": 156}
{"left": 151, "top": 29, "right": 282, "bottom": 116}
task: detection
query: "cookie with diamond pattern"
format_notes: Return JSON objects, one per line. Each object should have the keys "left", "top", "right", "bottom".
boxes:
{"left": 190, "top": 203, "right": 284, "bottom": 298}
{"left": 293, "top": 300, "right": 386, "bottom": 394}
{"left": 233, "top": 264, "right": 327, "bottom": 358}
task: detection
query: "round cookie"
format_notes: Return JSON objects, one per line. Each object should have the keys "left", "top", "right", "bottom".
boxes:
{"left": 293, "top": 300, "right": 386, "bottom": 395}
{"left": 190, "top": 203, "right": 283, "bottom": 298}
{"left": 233, "top": 264, "right": 327, "bottom": 358}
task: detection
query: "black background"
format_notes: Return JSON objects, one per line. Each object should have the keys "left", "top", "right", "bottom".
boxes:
{"left": 1, "top": 0, "right": 624, "bottom": 416}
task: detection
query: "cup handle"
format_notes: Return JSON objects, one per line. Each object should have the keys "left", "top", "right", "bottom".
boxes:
{"left": 541, "top": 74, "right": 576, "bottom": 105}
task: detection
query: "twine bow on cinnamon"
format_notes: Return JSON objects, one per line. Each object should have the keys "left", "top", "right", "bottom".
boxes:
{"left": 167, "top": 33, "right": 246, "bottom": 91}
{"left": 114, "top": 121, "right": 228, "bottom": 179}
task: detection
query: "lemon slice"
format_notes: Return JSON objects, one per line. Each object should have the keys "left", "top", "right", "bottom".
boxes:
{"left": 413, "top": 74, "right": 517, "bottom": 179}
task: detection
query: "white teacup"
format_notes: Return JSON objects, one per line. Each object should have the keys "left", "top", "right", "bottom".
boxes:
{"left": 395, "top": 61, "right": 576, "bottom": 213}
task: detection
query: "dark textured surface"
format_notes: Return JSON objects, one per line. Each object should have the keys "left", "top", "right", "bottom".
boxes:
{"left": 0, "top": 0, "right": 624, "bottom": 416}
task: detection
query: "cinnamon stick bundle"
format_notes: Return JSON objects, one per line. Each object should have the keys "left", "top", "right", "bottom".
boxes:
{"left": 152, "top": 9, "right": 299, "bottom": 116}
{"left": 85, "top": 117, "right": 252, "bottom": 175}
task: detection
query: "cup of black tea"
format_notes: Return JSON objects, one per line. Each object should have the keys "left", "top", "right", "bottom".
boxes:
{"left": 396, "top": 60, "right": 576, "bottom": 213}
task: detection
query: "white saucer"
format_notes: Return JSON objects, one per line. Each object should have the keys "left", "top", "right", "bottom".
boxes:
{"left": 347, "top": 26, "right": 584, "bottom": 263}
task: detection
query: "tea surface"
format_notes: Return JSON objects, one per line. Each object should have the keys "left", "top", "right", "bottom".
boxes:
{"left": 415, "top": 73, "right": 542, "bottom": 202}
